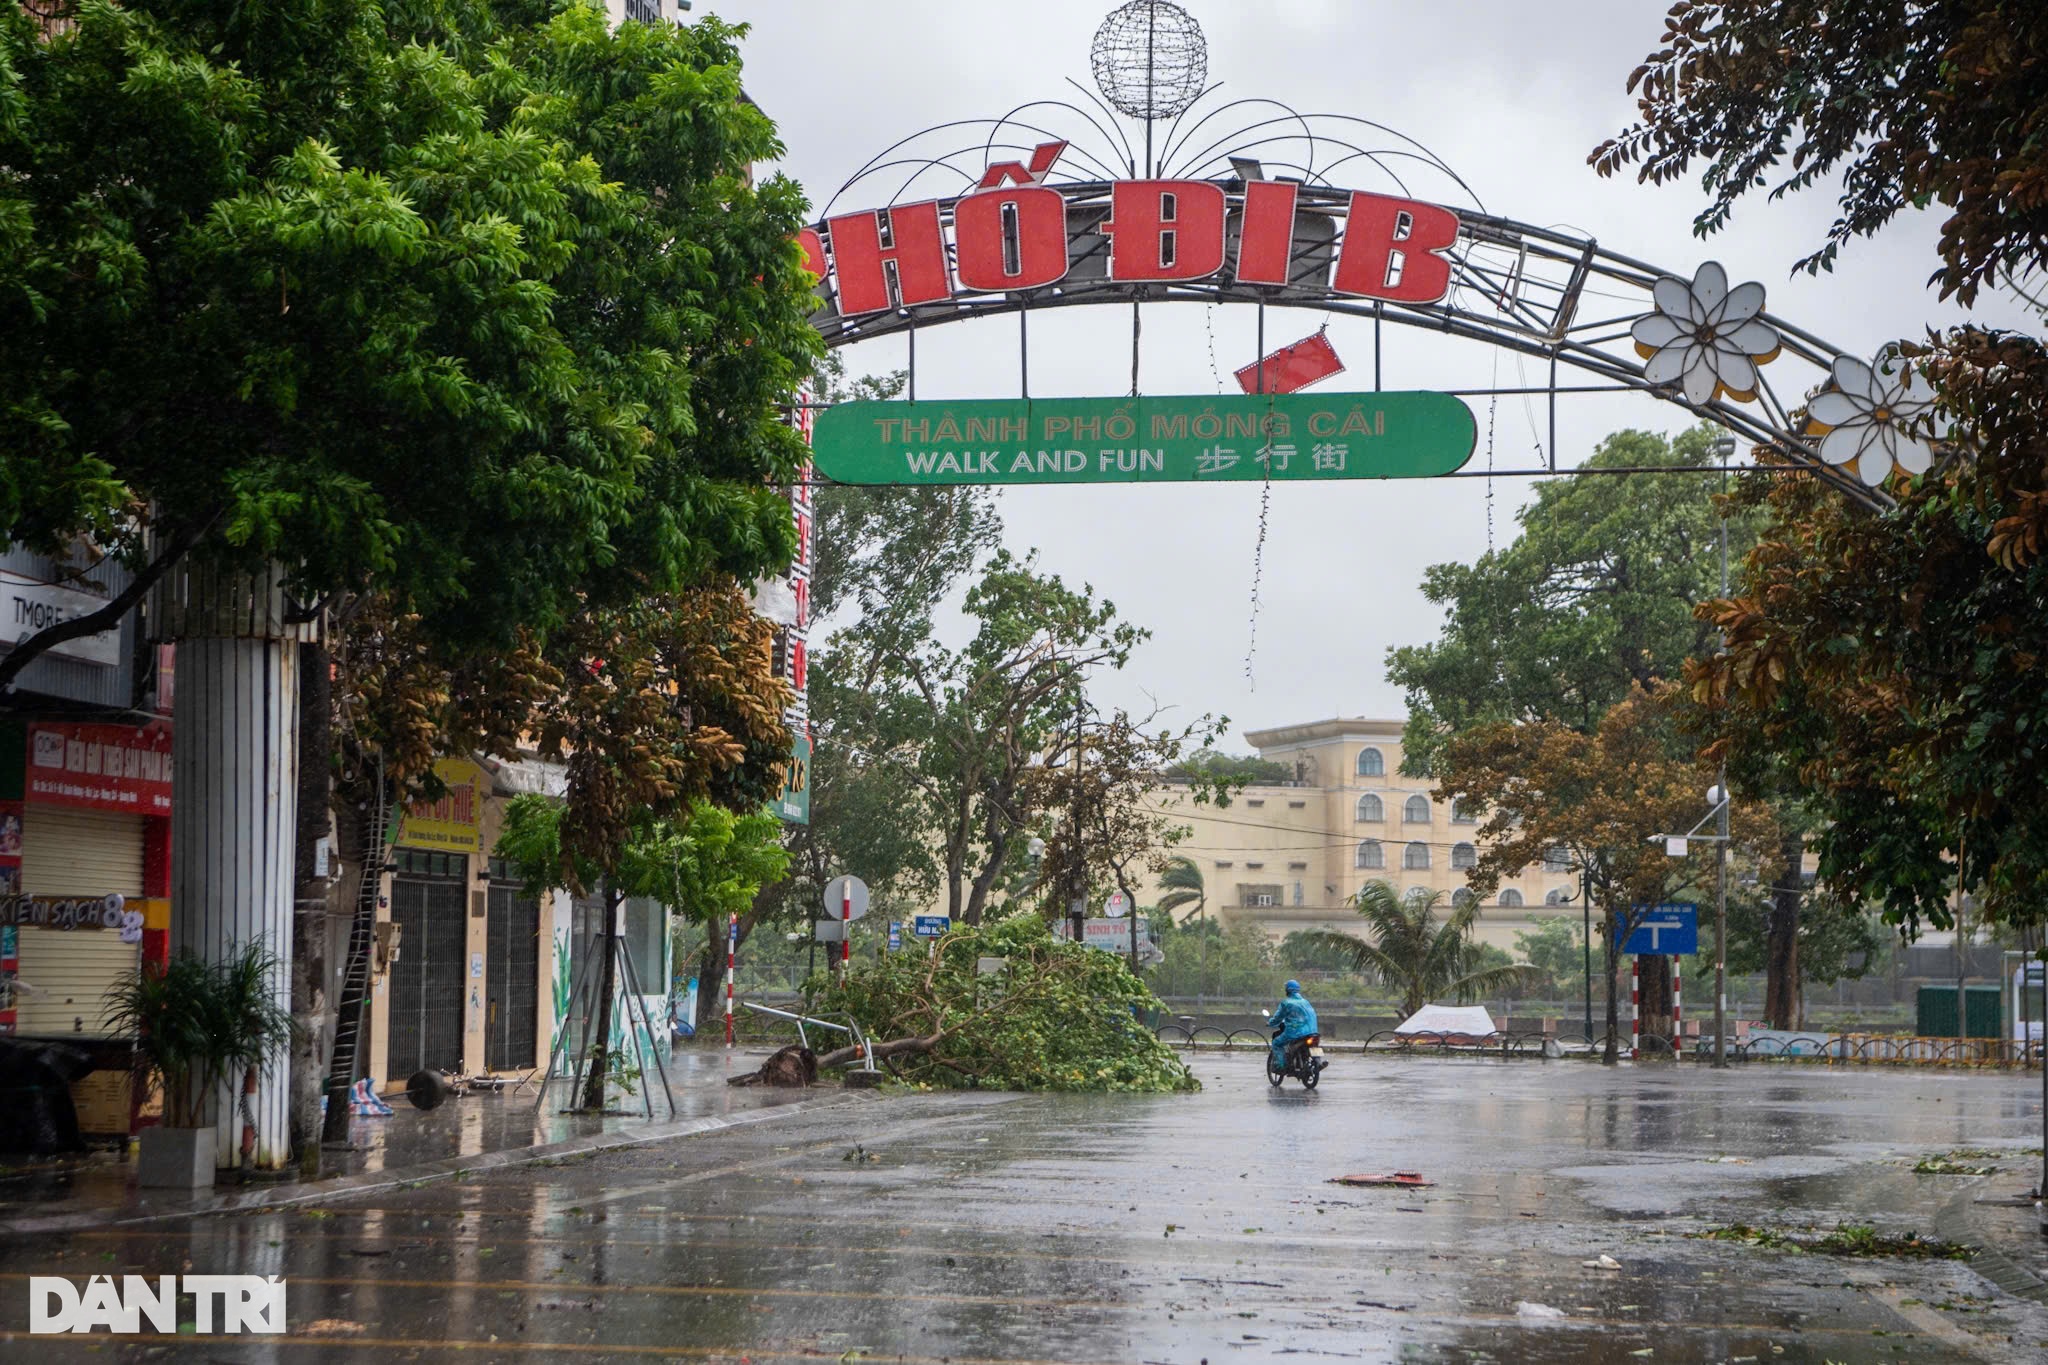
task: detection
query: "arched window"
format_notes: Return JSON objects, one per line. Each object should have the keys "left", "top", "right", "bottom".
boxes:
{"left": 1543, "top": 845, "right": 1572, "bottom": 873}
{"left": 1451, "top": 798, "right": 1476, "bottom": 824}
{"left": 1406, "top": 886, "right": 1430, "bottom": 903}
{"left": 1355, "top": 793, "right": 1383, "bottom": 823}
{"left": 1545, "top": 888, "right": 1570, "bottom": 907}
{"left": 1403, "top": 841, "right": 1430, "bottom": 870}
{"left": 1451, "top": 888, "right": 1475, "bottom": 910}
{"left": 1451, "top": 842, "right": 1478, "bottom": 870}
{"left": 1498, "top": 888, "right": 1524, "bottom": 908}
{"left": 1404, "top": 795, "right": 1430, "bottom": 824}
{"left": 1356, "top": 747, "right": 1384, "bottom": 777}
{"left": 1354, "top": 839, "right": 1384, "bottom": 869}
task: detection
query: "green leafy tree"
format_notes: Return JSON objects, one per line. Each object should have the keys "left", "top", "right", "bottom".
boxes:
{"left": 1513, "top": 917, "right": 1587, "bottom": 1004}
{"left": 1599, "top": 2, "right": 2048, "bottom": 954}
{"left": 817, "top": 915, "right": 1197, "bottom": 1092}
{"left": 1146, "top": 915, "right": 1275, "bottom": 999}
{"left": 1435, "top": 688, "right": 1776, "bottom": 1061}
{"left": 1387, "top": 425, "right": 1745, "bottom": 775}
{"left": 0, "top": 2, "right": 817, "bottom": 684}
{"left": 1297, "top": 883, "right": 1534, "bottom": 1020}
{"left": 1278, "top": 930, "right": 1361, "bottom": 975}
{"left": 1161, "top": 752, "right": 1293, "bottom": 787}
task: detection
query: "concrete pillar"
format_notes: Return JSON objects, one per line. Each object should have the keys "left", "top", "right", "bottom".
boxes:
{"left": 153, "top": 562, "right": 318, "bottom": 1171}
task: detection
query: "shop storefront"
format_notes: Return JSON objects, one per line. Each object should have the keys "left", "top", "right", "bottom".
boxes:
{"left": 364, "top": 757, "right": 567, "bottom": 1091}
{"left": 0, "top": 720, "right": 173, "bottom": 1135}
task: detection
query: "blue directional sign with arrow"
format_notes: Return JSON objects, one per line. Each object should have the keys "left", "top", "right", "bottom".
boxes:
{"left": 1616, "top": 903, "right": 1699, "bottom": 956}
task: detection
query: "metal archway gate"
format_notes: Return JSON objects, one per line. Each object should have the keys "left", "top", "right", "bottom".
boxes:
{"left": 794, "top": 118, "right": 1937, "bottom": 509}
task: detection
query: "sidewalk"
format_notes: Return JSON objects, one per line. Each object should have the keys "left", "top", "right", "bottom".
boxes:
{"left": 1939, "top": 1153, "right": 2048, "bottom": 1307}
{"left": 0, "top": 1045, "right": 854, "bottom": 1235}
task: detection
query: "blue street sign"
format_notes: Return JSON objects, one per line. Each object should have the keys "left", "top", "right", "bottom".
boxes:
{"left": 912, "top": 915, "right": 951, "bottom": 940}
{"left": 1617, "top": 903, "right": 1699, "bottom": 956}
{"left": 888, "top": 920, "right": 902, "bottom": 951}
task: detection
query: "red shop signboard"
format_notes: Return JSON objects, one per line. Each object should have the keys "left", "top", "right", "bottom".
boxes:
{"left": 28, "top": 722, "right": 173, "bottom": 817}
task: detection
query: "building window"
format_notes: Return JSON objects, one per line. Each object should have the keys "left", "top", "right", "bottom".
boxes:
{"left": 1498, "top": 888, "right": 1524, "bottom": 908}
{"left": 1215, "top": 860, "right": 1234, "bottom": 869}
{"left": 624, "top": 0, "right": 665, "bottom": 22}
{"left": 1292, "top": 881, "right": 1304, "bottom": 906}
{"left": 1545, "top": 888, "right": 1570, "bottom": 906}
{"left": 1247, "top": 798, "right": 1265, "bottom": 807}
{"left": 1356, "top": 793, "right": 1383, "bottom": 823}
{"left": 1451, "top": 888, "right": 1475, "bottom": 910}
{"left": 1405, "top": 885, "right": 1430, "bottom": 903}
{"left": 1246, "top": 861, "right": 1264, "bottom": 870}
{"left": 1543, "top": 845, "right": 1572, "bottom": 873}
{"left": 1356, "top": 747, "right": 1384, "bottom": 777}
{"left": 1451, "top": 842, "right": 1478, "bottom": 870}
{"left": 1403, "top": 841, "right": 1430, "bottom": 870}
{"left": 1404, "top": 795, "right": 1430, "bottom": 824}
{"left": 1451, "top": 798, "right": 1476, "bottom": 824}
{"left": 1355, "top": 840, "right": 1384, "bottom": 870}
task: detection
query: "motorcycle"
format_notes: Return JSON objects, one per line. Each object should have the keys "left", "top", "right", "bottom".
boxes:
{"left": 1261, "top": 1009, "right": 1327, "bottom": 1089}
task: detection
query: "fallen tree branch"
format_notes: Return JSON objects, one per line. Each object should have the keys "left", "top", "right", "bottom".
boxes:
{"left": 817, "top": 1033, "right": 943, "bottom": 1070}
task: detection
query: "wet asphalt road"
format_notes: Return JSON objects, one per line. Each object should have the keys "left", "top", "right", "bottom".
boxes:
{"left": 3, "top": 1054, "right": 2046, "bottom": 1363}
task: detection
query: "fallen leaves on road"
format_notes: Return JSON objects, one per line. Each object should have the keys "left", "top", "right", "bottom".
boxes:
{"left": 1690, "top": 1222, "right": 1973, "bottom": 1260}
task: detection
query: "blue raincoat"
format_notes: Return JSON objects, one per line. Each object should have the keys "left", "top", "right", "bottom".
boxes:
{"left": 1269, "top": 984, "right": 1319, "bottom": 1066}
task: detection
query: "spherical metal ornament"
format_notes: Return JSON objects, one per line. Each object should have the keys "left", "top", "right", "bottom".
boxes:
{"left": 1090, "top": 1, "right": 1208, "bottom": 121}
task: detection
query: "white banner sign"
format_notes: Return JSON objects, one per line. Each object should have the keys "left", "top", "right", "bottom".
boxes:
{"left": 0, "top": 570, "right": 120, "bottom": 667}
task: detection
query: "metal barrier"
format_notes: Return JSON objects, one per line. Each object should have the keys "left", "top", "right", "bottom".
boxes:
{"left": 740, "top": 1001, "right": 880, "bottom": 1074}
{"left": 1153, "top": 1023, "right": 2048, "bottom": 1068}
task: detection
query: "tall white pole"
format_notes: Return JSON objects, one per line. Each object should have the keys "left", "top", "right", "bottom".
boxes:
{"left": 157, "top": 561, "right": 315, "bottom": 1171}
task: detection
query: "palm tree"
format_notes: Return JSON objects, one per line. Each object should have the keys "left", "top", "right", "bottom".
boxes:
{"left": 1156, "top": 856, "right": 1209, "bottom": 995}
{"left": 1155, "top": 856, "right": 1206, "bottom": 921}
{"left": 1303, "top": 882, "right": 1535, "bottom": 1018}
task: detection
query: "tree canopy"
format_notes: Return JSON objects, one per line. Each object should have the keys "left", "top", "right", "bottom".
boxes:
{"left": 0, "top": 1, "right": 819, "bottom": 681}
{"left": 1386, "top": 425, "right": 1746, "bottom": 774}
{"left": 1592, "top": 0, "right": 2048, "bottom": 301}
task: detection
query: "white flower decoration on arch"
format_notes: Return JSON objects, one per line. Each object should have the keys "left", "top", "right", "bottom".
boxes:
{"left": 1631, "top": 261, "right": 1783, "bottom": 406}
{"left": 1805, "top": 354, "right": 1943, "bottom": 487}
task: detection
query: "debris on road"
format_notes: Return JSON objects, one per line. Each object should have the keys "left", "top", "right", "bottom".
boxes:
{"left": 729, "top": 1044, "right": 818, "bottom": 1088}
{"left": 1582, "top": 1254, "right": 1623, "bottom": 1269}
{"left": 1514, "top": 1301, "right": 1567, "bottom": 1320}
{"left": 1330, "top": 1171, "right": 1433, "bottom": 1188}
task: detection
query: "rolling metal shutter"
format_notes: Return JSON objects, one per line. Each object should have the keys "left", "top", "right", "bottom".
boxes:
{"left": 485, "top": 884, "right": 539, "bottom": 1070}
{"left": 16, "top": 807, "right": 144, "bottom": 1036}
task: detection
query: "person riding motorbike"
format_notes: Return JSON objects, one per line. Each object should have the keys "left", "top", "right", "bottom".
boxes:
{"left": 1268, "top": 980, "right": 1319, "bottom": 1070}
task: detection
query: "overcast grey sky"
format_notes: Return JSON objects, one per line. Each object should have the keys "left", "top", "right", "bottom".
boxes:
{"left": 706, "top": 0, "right": 2025, "bottom": 748}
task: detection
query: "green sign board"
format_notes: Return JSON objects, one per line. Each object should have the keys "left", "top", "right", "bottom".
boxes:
{"left": 812, "top": 392, "right": 1475, "bottom": 486}
{"left": 776, "top": 730, "right": 810, "bottom": 825}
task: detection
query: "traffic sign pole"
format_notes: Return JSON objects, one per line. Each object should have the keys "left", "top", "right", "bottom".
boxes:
{"left": 841, "top": 885, "right": 851, "bottom": 971}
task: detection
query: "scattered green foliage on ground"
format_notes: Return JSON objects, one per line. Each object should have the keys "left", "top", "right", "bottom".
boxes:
{"left": 1911, "top": 1153, "right": 1998, "bottom": 1176}
{"left": 819, "top": 915, "right": 1198, "bottom": 1093}
{"left": 1691, "top": 1223, "right": 1973, "bottom": 1260}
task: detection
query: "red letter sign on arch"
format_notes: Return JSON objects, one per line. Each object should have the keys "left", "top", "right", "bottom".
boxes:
{"left": 1101, "top": 180, "right": 1228, "bottom": 282}
{"left": 955, "top": 185, "right": 1070, "bottom": 292}
{"left": 1331, "top": 192, "right": 1460, "bottom": 304}
{"left": 826, "top": 201, "right": 953, "bottom": 315}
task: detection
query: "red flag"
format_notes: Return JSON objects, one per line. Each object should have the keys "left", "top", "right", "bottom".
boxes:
{"left": 1234, "top": 329, "right": 1345, "bottom": 395}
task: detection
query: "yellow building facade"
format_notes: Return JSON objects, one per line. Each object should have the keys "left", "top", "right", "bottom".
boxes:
{"left": 1139, "top": 718, "right": 1582, "bottom": 955}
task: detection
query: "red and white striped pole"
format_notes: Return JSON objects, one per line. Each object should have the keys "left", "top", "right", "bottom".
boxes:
{"left": 841, "top": 882, "right": 852, "bottom": 970}
{"left": 1629, "top": 957, "right": 1640, "bottom": 1060}
{"left": 723, "top": 913, "right": 737, "bottom": 1047}
{"left": 1672, "top": 957, "right": 1683, "bottom": 1052}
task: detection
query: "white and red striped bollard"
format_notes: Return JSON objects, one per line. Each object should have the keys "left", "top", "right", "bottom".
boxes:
{"left": 1629, "top": 957, "right": 1640, "bottom": 1059}
{"left": 723, "top": 913, "right": 738, "bottom": 1048}
{"left": 1673, "top": 958, "right": 1683, "bottom": 1053}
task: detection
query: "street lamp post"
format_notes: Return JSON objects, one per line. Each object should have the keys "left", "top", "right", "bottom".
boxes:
{"left": 1712, "top": 433, "right": 1736, "bottom": 1070}
{"left": 1581, "top": 864, "right": 1593, "bottom": 1046}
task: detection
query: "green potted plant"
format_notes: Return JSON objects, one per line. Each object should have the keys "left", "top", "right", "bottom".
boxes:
{"left": 103, "top": 942, "right": 293, "bottom": 1189}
